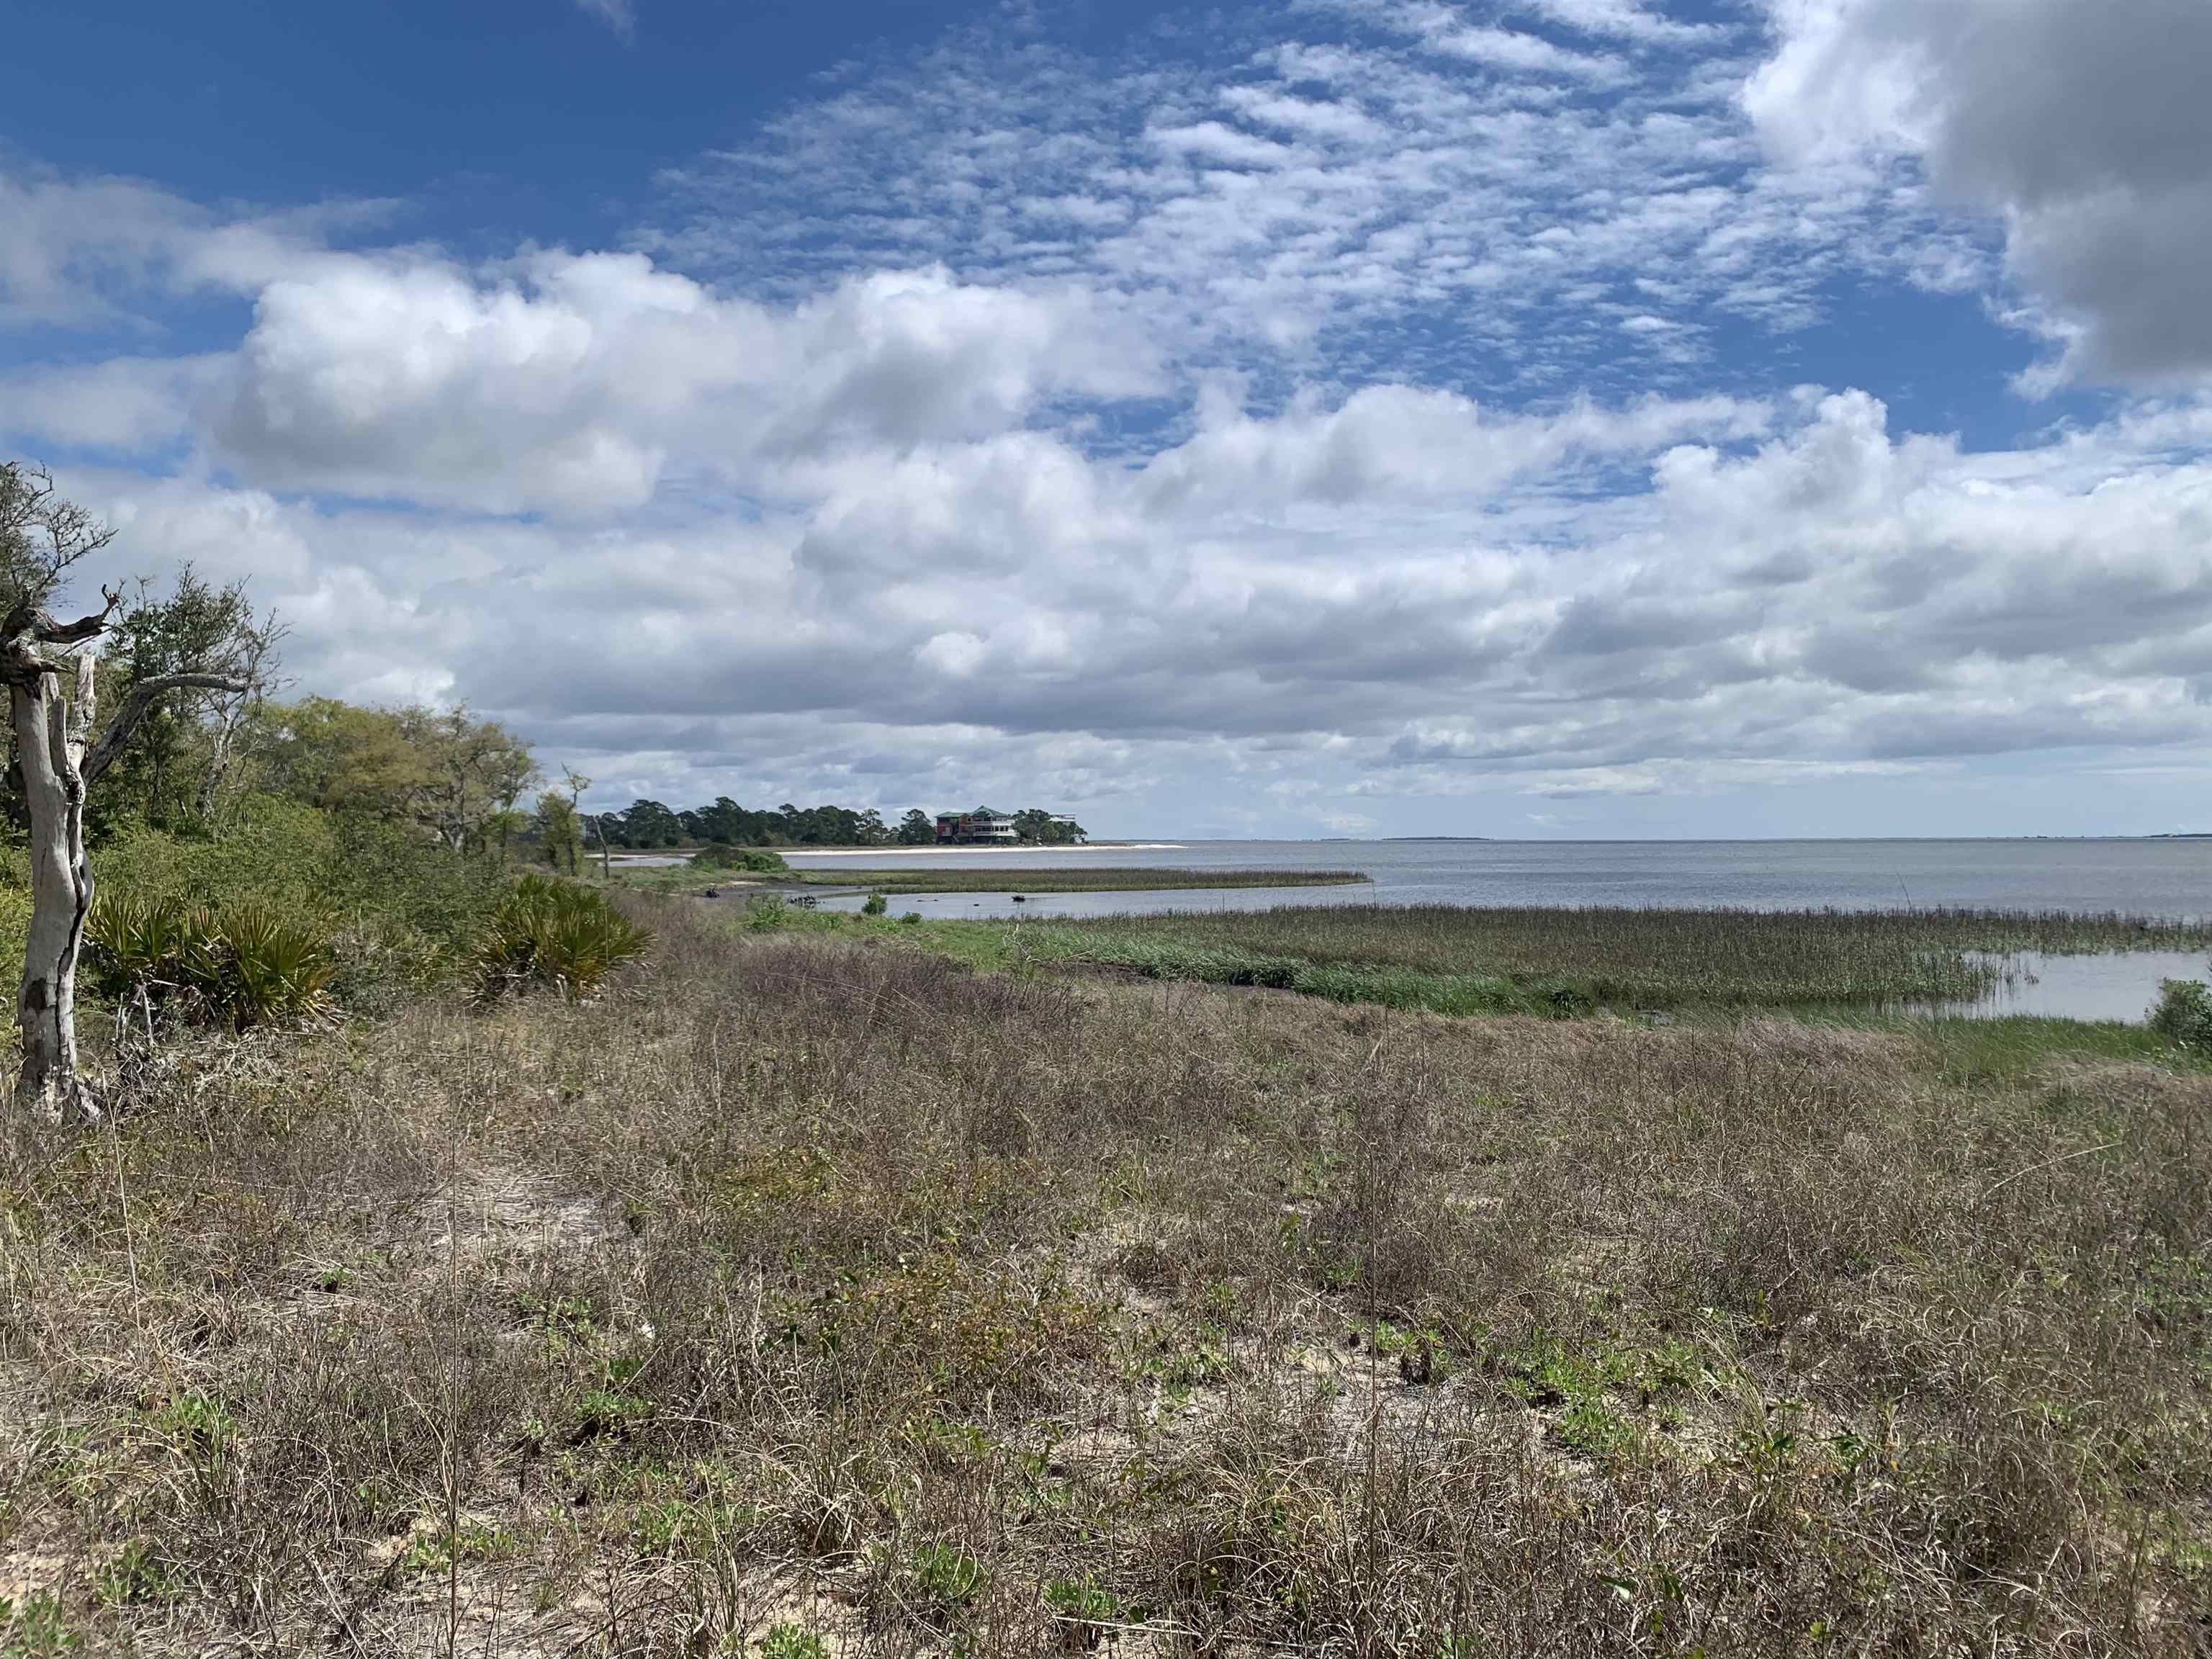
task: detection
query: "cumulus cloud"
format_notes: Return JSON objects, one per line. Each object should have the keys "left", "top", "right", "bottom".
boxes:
{"left": 0, "top": 163, "right": 389, "bottom": 330}
{"left": 52, "top": 372, "right": 2212, "bottom": 827}
{"left": 6, "top": 0, "right": 2212, "bottom": 833}
{"left": 1745, "top": 0, "right": 2212, "bottom": 383}
{"left": 204, "top": 253, "right": 1154, "bottom": 514}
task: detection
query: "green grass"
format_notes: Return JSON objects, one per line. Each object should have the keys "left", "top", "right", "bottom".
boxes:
{"left": 1906, "top": 1015, "right": 2212, "bottom": 1082}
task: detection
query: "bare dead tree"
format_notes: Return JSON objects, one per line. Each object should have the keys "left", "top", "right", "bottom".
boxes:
{"left": 0, "top": 464, "right": 251, "bottom": 1123}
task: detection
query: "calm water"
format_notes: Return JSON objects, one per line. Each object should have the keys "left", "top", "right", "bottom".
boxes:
{"left": 788, "top": 837, "right": 2211, "bottom": 917}
{"left": 1953, "top": 952, "right": 2211, "bottom": 1022}
{"left": 784, "top": 838, "right": 2212, "bottom": 1022}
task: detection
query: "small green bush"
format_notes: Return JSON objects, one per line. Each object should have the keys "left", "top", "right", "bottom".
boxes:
{"left": 861, "top": 891, "right": 889, "bottom": 917}
{"left": 691, "top": 843, "right": 788, "bottom": 875}
{"left": 86, "top": 894, "right": 337, "bottom": 1030}
{"left": 2150, "top": 977, "right": 2212, "bottom": 1046}
{"left": 760, "top": 1625, "right": 829, "bottom": 1659}
{"left": 909, "top": 1540, "right": 986, "bottom": 1616}
{"left": 474, "top": 875, "right": 652, "bottom": 1001}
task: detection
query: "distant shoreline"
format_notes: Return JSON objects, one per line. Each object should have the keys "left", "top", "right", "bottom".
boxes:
{"left": 780, "top": 842, "right": 1188, "bottom": 857}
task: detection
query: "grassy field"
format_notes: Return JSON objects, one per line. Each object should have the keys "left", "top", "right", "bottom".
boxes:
{"left": 1, "top": 894, "right": 2205, "bottom": 1654}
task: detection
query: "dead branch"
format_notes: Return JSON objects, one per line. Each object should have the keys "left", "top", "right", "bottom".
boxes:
{"left": 81, "top": 671, "right": 253, "bottom": 786}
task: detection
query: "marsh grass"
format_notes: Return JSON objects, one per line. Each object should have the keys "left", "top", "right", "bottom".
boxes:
{"left": 1047, "top": 902, "right": 2212, "bottom": 1009}
{"left": 711, "top": 899, "right": 2212, "bottom": 1015}
{"left": 0, "top": 895, "right": 2206, "bottom": 1653}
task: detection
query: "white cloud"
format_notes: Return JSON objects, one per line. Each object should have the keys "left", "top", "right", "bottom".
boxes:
{"left": 46, "top": 374, "right": 2212, "bottom": 824}
{"left": 1517, "top": 0, "right": 1721, "bottom": 45}
{"left": 0, "top": 162, "right": 389, "bottom": 330}
{"left": 202, "top": 251, "right": 1154, "bottom": 514}
{"left": 1744, "top": 0, "right": 2212, "bottom": 384}
{"left": 6, "top": 0, "right": 2212, "bottom": 834}
{"left": 646, "top": 0, "right": 1954, "bottom": 385}
{"left": 573, "top": 0, "right": 635, "bottom": 39}
{"left": 0, "top": 356, "right": 226, "bottom": 452}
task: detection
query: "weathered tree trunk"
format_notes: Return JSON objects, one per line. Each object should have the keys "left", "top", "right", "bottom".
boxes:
{"left": 13, "top": 652, "right": 96, "bottom": 1123}
{"left": 194, "top": 702, "right": 238, "bottom": 823}
{"left": 1, "top": 613, "right": 247, "bottom": 1123}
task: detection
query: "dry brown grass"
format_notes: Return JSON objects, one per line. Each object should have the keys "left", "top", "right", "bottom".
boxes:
{"left": 0, "top": 896, "right": 2206, "bottom": 1655}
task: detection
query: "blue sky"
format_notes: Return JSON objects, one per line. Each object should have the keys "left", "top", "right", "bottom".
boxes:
{"left": 5, "top": 0, "right": 2211, "bottom": 837}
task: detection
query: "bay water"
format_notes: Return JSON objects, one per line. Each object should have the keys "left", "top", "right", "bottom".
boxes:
{"left": 784, "top": 838, "right": 2212, "bottom": 1022}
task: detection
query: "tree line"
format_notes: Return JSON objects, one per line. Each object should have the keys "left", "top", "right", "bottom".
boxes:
{"left": 590, "top": 800, "right": 1088, "bottom": 850}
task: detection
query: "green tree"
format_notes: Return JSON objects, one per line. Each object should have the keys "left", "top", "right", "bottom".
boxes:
{"left": 262, "top": 698, "right": 429, "bottom": 819}
{"left": 536, "top": 767, "right": 589, "bottom": 874}
{"left": 896, "top": 808, "right": 935, "bottom": 845}
{"left": 534, "top": 791, "right": 577, "bottom": 871}
{"left": 395, "top": 705, "right": 539, "bottom": 853}
{"left": 97, "top": 566, "right": 284, "bottom": 834}
{"left": 614, "top": 799, "right": 683, "bottom": 848}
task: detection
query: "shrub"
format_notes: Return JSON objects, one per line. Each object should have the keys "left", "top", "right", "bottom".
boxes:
{"left": 473, "top": 874, "right": 652, "bottom": 1001}
{"left": 691, "top": 843, "right": 789, "bottom": 875}
{"left": 86, "top": 894, "right": 338, "bottom": 1030}
{"left": 760, "top": 1627, "right": 829, "bottom": 1659}
{"left": 2149, "top": 977, "right": 2212, "bottom": 1046}
{"left": 909, "top": 1540, "right": 986, "bottom": 1617}
{"left": 861, "top": 891, "right": 889, "bottom": 917}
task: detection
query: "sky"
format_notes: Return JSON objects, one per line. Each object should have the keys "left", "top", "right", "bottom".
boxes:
{"left": 4, "top": 0, "right": 2211, "bottom": 840}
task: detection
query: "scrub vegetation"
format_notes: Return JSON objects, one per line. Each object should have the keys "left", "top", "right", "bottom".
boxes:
{"left": 1, "top": 472, "right": 2206, "bottom": 1652}
{"left": 2, "top": 896, "right": 2207, "bottom": 1655}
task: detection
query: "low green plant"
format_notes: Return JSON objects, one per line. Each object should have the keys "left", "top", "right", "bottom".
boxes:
{"left": 397, "top": 1521, "right": 523, "bottom": 1578}
{"left": 474, "top": 874, "right": 652, "bottom": 1000}
{"left": 691, "top": 844, "right": 790, "bottom": 875}
{"left": 759, "top": 1625, "right": 829, "bottom": 1659}
{"left": 2149, "top": 977, "right": 2212, "bottom": 1046}
{"left": 910, "top": 1540, "right": 986, "bottom": 1616}
{"left": 94, "top": 1539, "right": 174, "bottom": 1606}
{"left": 1046, "top": 1573, "right": 1120, "bottom": 1624}
{"left": 0, "top": 1589, "right": 79, "bottom": 1653}
{"left": 860, "top": 891, "right": 889, "bottom": 917}
{"left": 86, "top": 894, "right": 336, "bottom": 1029}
